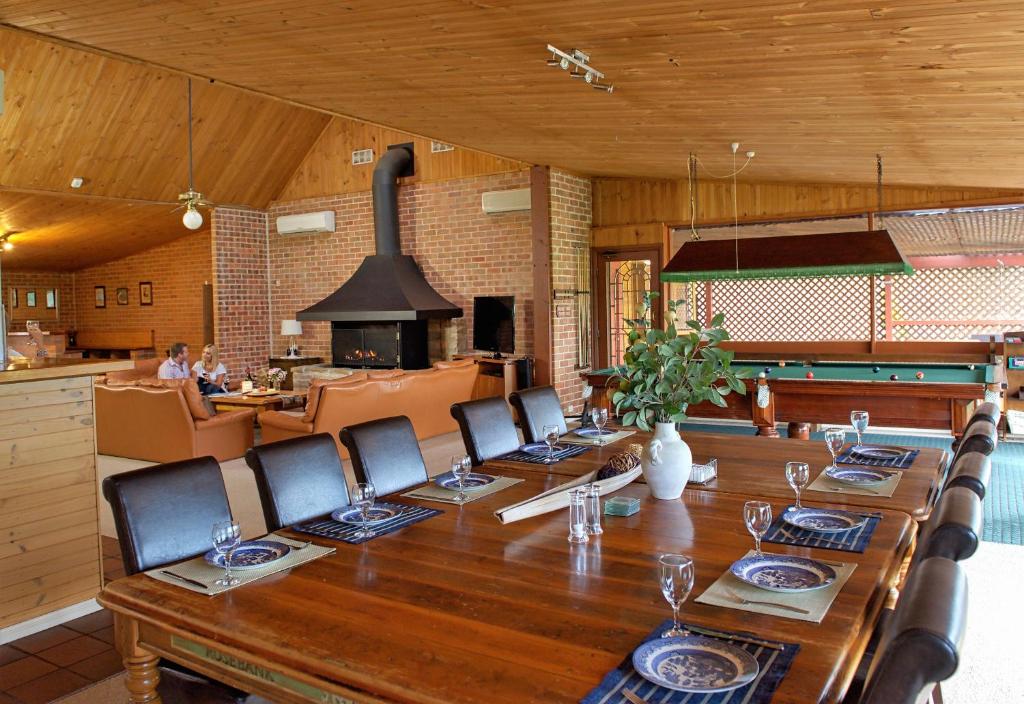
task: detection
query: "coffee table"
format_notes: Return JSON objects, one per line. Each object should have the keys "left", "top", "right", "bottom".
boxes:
{"left": 209, "top": 390, "right": 305, "bottom": 416}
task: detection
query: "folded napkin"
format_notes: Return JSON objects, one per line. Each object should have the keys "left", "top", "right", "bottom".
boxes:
{"left": 837, "top": 445, "right": 919, "bottom": 469}
{"left": 401, "top": 475, "right": 524, "bottom": 504}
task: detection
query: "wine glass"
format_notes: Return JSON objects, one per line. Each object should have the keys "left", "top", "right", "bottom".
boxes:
{"left": 743, "top": 501, "right": 773, "bottom": 557}
{"left": 590, "top": 408, "right": 609, "bottom": 442}
{"left": 351, "top": 482, "right": 377, "bottom": 540}
{"left": 850, "top": 410, "right": 869, "bottom": 449}
{"left": 542, "top": 424, "right": 560, "bottom": 463}
{"left": 785, "top": 462, "right": 810, "bottom": 509}
{"left": 451, "top": 454, "right": 472, "bottom": 503}
{"left": 658, "top": 554, "right": 695, "bottom": 638}
{"left": 211, "top": 520, "right": 241, "bottom": 587}
{"left": 825, "top": 427, "right": 846, "bottom": 469}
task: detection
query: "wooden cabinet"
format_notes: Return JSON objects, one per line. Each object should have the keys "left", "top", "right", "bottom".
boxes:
{"left": 268, "top": 356, "right": 323, "bottom": 390}
{"left": 453, "top": 355, "right": 531, "bottom": 403}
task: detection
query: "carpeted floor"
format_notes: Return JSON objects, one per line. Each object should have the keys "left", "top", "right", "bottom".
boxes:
{"left": 681, "top": 421, "right": 1024, "bottom": 546}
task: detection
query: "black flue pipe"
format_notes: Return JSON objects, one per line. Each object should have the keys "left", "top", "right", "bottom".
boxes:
{"left": 371, "top": 147, "right": 412, "bottom": 257}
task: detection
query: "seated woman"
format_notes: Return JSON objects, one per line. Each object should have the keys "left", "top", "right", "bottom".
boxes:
{"left": 192, "top": 343, "right": 228, "bottom": 394}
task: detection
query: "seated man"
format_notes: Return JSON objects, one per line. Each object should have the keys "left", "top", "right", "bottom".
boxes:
{"left": 158, "top": 342, "right": 190, "bottom": 380}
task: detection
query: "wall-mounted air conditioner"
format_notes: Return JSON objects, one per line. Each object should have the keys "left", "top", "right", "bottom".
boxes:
{"left": 481, "top": 188, "right": 531, "bottom": 214}
{"left": 276, "top": 211, "right": 335, "bottom": 236}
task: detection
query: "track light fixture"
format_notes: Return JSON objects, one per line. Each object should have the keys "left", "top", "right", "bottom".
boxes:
{"left": 546, "top": 44, "right": 613, "bottom": 93}
{"left": 0, "top": 232, "right": 14, "bottom": 252}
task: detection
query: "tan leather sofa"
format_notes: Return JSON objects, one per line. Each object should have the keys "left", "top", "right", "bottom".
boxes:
{"left": 259, "top": 360, "right": 479, "bottom": 457}
{"left": 95, "top": 378, "right": 255, "bottom": 463}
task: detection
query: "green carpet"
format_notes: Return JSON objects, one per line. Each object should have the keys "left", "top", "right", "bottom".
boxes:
{"left": 679, "top": 422, "right": 1024, "bottom": 546}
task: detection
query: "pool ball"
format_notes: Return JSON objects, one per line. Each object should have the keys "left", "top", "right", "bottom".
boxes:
{"left": 969, "top": 364, "right": 976, "bottom": 370}
{"left": 872, "top": 366, "right": 880, "bottom": 373}
{"left": 778, "top": 360, "right": 786, "bottom": 367}
{"left": 758, "top": 371, "right": 767, "bottom": 379}
{"left": 916, "top": 371, "right": 925, "bottom": 380}
{"left": 806, "top": 371, "right": 814, "bottom": 379}
{"left": 890, "top": 374, "right": 899, "bottom": 381}
{"left": 764, "top": 367, "right": 771, "bottom": 374}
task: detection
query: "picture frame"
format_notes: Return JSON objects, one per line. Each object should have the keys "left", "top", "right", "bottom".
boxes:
{"left": 116, "top": 287, "right": 129, "bottom": 305}
{"left": 9, "top": 288, "right": 17, "bottom": 309}
{"left": 95, "top": 285, "right": 106, "bottom": 308}
{"left": 26, "top": 291, "right": 36, "bottom": 308}
{"left": 45, "top": 289, "right": 57, "bottom": 309}
{"left": 139, "top": 281, "right": 153, "bottom": 306}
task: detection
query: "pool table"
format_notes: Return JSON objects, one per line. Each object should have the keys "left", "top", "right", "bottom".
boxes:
{"left": 584, "top": 360, "right": 1000, "bottom": 440}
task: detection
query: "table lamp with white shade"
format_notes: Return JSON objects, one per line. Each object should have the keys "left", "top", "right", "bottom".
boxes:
{"left": 281, "top": 320, "right": 303, "bottom": 358}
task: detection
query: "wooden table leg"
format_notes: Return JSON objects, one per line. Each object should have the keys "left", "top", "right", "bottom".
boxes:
{"left": 787, "top": 422, "right": 811, "bottom": 440}
{"left": 115, "top": 613, "right": 162, "bottom": 703}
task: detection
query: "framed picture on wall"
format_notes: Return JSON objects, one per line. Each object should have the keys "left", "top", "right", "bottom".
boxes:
{"left": 26, "top": 291, "right": 36, "bottom": 307}
{"left": 116, "top": 287, "right": 129, "bottom": 305}
{"left": 9, "top": 288, "right": 17, "bottom": 309}
{"left": 45, "top": 289, "right": 57, "bottom": 309}
{"left": 139, "top": 281, "right": 153, "bottom": 306}
{"left": 95, "top": 286, "right": 106, "bottom": 308}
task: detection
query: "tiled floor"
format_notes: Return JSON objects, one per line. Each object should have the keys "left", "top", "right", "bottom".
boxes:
{"left": 0, "top": 538, "right": 125, "bottom": 704}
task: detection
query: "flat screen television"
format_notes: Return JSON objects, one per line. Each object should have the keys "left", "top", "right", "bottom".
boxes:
{"left": 473, "top": 295, "right": 515, "bottom": 357}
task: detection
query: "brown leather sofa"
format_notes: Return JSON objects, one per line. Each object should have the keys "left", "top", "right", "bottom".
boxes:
{"left": 259, "top": 360, "right": 479, "bottom": 457}
{"left": 95, "top": 377, "right": 255, "bottom": 463}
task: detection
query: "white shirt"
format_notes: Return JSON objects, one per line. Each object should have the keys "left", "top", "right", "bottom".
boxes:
{"left": 192, "top": 361, "right": 227, "bottom": 384}
{"left": 158, "top": 358, "right": 190, "bottom": 379}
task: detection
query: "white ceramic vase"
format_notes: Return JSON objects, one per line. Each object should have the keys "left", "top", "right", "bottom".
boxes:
{"left": 641, "top": 422, "right": 693, "bottom": 500}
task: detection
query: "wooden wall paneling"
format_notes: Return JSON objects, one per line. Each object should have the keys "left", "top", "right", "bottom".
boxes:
{"left": 591, "top": 223, "right": 666, "bottom": 249}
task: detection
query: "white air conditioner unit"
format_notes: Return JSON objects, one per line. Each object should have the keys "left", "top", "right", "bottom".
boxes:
{"left": 276, "top": 211, "right": 335, "bottom": 236}
{"left": 481, "top": 188, "right": 531, "bottom": 214}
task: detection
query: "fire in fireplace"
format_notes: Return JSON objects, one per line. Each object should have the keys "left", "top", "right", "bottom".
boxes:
{"left": 331, "top": 321, "right": 428, "bottom": 369}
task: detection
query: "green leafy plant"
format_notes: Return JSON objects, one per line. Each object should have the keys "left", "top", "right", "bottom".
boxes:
{"left": 611, "top": 293, "right": 748, "bottom": 431}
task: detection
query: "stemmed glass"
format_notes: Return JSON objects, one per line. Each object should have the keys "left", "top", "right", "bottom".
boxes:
{"left": 825, "top": 427, "right": 846, "bottom": 469}
{"left": 351, "top": 482, "right": 377, "bottom": 540}
{"left": 451, "top": 454, "right": 472, "bottom": 503}
{"left": 542, "top": 424, "right": 560, "bottom": 463}
{"left": 590, "top": 408, "right": 609, "bottom": 443}
{"left": 850, "top": 410, "right": 869, "bottom": 449}
{"left": 211, "top": 520, "right": 241, "bottom": 587}
{"left": 743, "top": 501, "right": 773, "bottom": 557}
{"left": 785, "top": 462, "right": 810, "bottom": 509}
{"left": 658, "top": 554, "right": 695, "bottom": 638}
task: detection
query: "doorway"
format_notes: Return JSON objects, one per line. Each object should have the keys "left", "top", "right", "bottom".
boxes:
{"left": 594, "top": 248, "right": 662, "bottom": 368}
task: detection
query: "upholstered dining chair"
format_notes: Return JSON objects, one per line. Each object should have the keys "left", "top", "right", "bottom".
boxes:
{"left": 965, "top": 401, "right": 1000, "bottom": 433}
{"left": 451, "top": 397, "right": 521, "bottom": 466}
{"left": 916, "top": 486, "right": 983, "bottom": 563}
{"left": 945, "top": 451, "right": 992, "bottom": 500}
{"left": 508, "top": 385, "right": 567, "bottom": 444}
{"left": 858, "top": 556, "right": 967, "bottom": 704}
{"left": 339, "top": 416, "right": 428, "bottom": 496}
{"left": 950, "top": 419, "right": 998, "bottom": 466}
{"left": 245, "top": 433, "right": 351, "bottom": 531}
{"left": 101, "top": 457, "right": 251, "bottom": 704}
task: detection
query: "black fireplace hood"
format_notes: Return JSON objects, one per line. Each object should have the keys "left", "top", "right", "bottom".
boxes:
{"left": 297, "top": 146, "right": 463, "bottom": 322}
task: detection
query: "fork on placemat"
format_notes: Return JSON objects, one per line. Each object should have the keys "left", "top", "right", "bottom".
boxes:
{"left": 723, "top": 587, "right": 811, "bottom": 615}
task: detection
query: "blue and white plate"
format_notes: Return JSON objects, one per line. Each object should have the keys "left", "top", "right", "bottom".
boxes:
{"left": 782, "top": 507, "right": 866, "bottom": 533}
{"left": 332, "top": 505, "right": 402, "bottom": 525}
{"left": 825, "top": 465, "right": 895, "bottom": 486}
{"left": 730, "top": 554, "right": 836, "bottom": 593}
{"left": 433, "top": 471, "right": 495, "bottom": 492}
{"left": 573, "top": 427, "right": 615, "bottom": 438}
{"left": 851, "top": 445, "right": 906, "bottom": 461}
{"left": 521, "top": 442, "right": 563, "bottom": 455}
{"left": 203, "top": 540, "right": 290, "bottom": 570}
{"left": 632, "top": 636, "right": 759, "bottom": 693}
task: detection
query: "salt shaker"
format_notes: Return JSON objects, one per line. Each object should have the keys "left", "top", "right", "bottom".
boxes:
{"left": 585, "top": 484, "right": 603, "bottom": 535}
{"left": 568, "top": 489, "right": 589, "bottom": 543}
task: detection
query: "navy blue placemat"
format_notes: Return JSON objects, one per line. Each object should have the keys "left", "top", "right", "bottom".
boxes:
{"left": 498, "top": 444, "right": 590, "bottom": 465}
{"left": 762, "top": 506, "right": 881, "bottom": 553}
{"left": 294, "top": 502, "right": 441, "bottom": 545}
{"left": 581, "top": 619, "right": 798, "bottom": 704}
{"left": 837, "top": 446, "right": 919, "bottom": 469}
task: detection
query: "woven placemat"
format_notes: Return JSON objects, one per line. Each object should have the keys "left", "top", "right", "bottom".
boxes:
{"left": 294, "top": 503, "right": 441, "bottom": 544}
{"left": 807, "top": 469, "right": 902, "bottom": 498}
{"left": 400, "top": 475, "right": 524, "bottom": 504}
{"left": 580, "top": 618, "right": 798, "bottom": 704}
{"left": 762, "top": 507, "right": 881, "bottom": 553}
{"left": 561, "top": 429, "right": 636, "bottom": 447}
{"left": 498, "top": 444, "right": 590, "bottom": 465}
{"left": 837, "top": 445, "right": 919, "bottom": 469}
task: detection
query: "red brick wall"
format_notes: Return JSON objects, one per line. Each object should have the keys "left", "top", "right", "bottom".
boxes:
{"left": 73, "top": 231, "right": 212, "bottom": 359}
{"left": 211, "top": 208, "right": 270, "bottom": 375}
{"left": 267, "top": 171, "right": 534, "bottom": 361}
{"left": 549, "top": 170, "right": 593, "bottom": 409}
{"left": 2, "top": 271, "right": 76, "bottom": 331}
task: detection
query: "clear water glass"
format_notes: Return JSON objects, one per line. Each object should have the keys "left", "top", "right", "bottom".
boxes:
{"left": 452, "top": 454, "right": 472, "bottom": 503}
{"left": 211, "top": 520, "right": 241, "bottom": 587}
{"left": 351, "top": 482, "right": 377, "bottom": 540}
{"left": 851, "top": 410, "right": 869, "bottom": 448}
{"left": 825, "top": 427, "right": 846, "bottom": 468}
{"left": 784, "top": 462, "right": 810, "bottom": 509}
{"left": 743, "top": 501, "right": 773, "bottom": 557}
{"left": 590, "top": 408, "right": 609, "bottom": 441}
{"left": 658, "top": 554, "right": 695, "bottom": 638}
{"left": 568, "top": 489, "right": 589, "bottom": 543}
{"left": 585, "top": 484, "right": 603, "bottom": 535}
{"left": 543, "top": 424, "right": 560, "bottom": 463}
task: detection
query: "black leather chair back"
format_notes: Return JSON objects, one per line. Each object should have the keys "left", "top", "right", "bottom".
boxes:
{"left": 918, "top": 486, "right": 982, "bottom": 563}
{"left": 945, "top": 451, "right": 992, "bottom": 500}
{"left": 339, "top": 416, "right": 428, "bottom": 496}
{"left": 966, "top": 401, "right": 1000, "bottom": 432}
{"left": 860, "top": 557, "right": 967, "bottom": 704}
{"left": 245, "top": 433, "right": 350, "bottom": 531}
{"left": 950, "top": 419, "right": 997, "bottom": 466}
{"left": 451, "top": 397, "right": 521, "bottom": 466}
{"left": 508, "top": 385, "right": 567, "bottom": 443}
{"left": 101, "top": 456, "right": 232, "bottom": 576}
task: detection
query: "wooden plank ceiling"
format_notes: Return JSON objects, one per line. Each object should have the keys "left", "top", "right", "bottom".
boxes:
{"left": 2, "top": 1, "right": 1024, "bottom": 189}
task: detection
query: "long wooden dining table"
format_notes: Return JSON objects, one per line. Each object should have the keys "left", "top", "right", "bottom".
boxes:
{"left": 100, "top": 464, "right": 915, "bottom": 704}
{"left": 485, "top": 430, "right": 949, "bottom": 520}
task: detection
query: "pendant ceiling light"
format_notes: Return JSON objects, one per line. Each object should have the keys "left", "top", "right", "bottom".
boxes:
{"left": 661, "top": 152, "right": 913, "bottom": 282}
{"left": 176, "top": 78, "right": 212, "bottom": 230}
